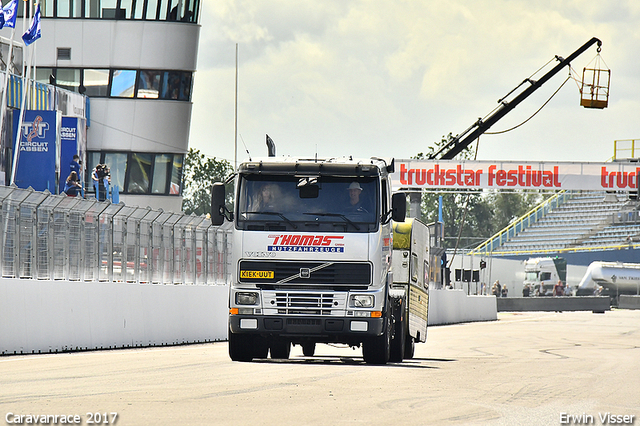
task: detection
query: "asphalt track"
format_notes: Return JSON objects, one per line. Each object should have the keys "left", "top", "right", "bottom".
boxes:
{"left": 1, "top": 310, "right": 639, "bottom": 426}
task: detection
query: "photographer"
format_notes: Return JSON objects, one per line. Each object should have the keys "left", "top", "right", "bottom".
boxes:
{"left": 92, "top": 164, "right": 111, "bottom": 201}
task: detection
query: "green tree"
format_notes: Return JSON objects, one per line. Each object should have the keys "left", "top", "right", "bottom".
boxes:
{"left": 484, "top": 190, "right": 542, "bottom": 232}
{"left": 181, "top": 148, "right": 234, "bottom": 216}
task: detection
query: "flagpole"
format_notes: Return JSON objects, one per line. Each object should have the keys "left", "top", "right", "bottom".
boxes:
{"left": 10, "top": 0, "right": 33, "bottom": 185}
{"left": 31, "top": 1, "right": 37, "bottom": 107}
{"left": 0, "top": 0, "right": 18, "bottom": 184}
{"left": 0, "top": 28, "right": 16, "bottom": 161}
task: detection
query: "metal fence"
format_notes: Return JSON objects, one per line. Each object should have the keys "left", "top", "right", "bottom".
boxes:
{"left": 612, "top": 209, "right": 640, "bottom": 226}
{"left": 0, "top": 186, "right": 233, "bottom": 285}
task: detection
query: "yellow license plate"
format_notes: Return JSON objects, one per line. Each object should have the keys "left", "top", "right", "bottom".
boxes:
{"left": 240, "top": 270, "right": 274, "bottom": 279}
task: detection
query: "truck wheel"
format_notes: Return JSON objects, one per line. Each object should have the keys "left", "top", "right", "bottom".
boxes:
{"left": 302, "top": 342, "right": 316, "bottom": 357}
{"left": 228, "top": 329, "right": 254, "bottom": 362}
{"left": 363, "top": 313, "right": 391, "bottom": 365}
{"left": 270, "top": 339, "right": 291, "bottom": 359}
{"left": 404, "top": 335, "right": 415, "bottom": 359}
{"left": 389, "top": 305, "right": 405, "bottom": 363}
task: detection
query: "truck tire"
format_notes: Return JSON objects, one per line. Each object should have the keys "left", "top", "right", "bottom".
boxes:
{"left": 302, "top": 342, "right": 316, "bottom": 357}
{"left": 363, "top": 313, "right": 391, "bottom": 365}
{"left": 228, "top": 329, "right": 255, "bottom": 362}
{"left": 389, "top": 304, "right": 405, "bottom": 363}
{"left": 270, "top": 339, "right": 291, "bottom": 359}
{"left": 404, "top": 335, "right": 415, "bottom": 359}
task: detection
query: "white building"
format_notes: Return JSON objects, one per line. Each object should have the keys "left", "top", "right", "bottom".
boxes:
{"left": 35, "top": 0, "right": 202, "bottom": 212}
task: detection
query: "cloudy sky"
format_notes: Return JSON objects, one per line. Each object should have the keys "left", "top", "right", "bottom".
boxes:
{"left": 189, "top": 1, "right": 639, "bottom": 167}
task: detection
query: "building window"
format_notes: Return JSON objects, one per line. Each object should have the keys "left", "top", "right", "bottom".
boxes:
{"left": 36, "top": 68, "right": 54, "bottom": 85}
{"left": 87, "top": 151, "right": 183, "bottom": 196}
{"left": 83, "top": 69, "right": 110, "bottom": 97}
{"left": 39, "top": 0, "right": 200, "bottom": 22}
{"left": 57, "top": 68, "right": 81, "bottom": 92}
{"left": 42, "top": 67, "right": 193, "bottom": 101}
{"left": 84, "top": 0, "right": 99, "bottom": 18}
{"left": 126, "top": 153, "right": 153, "bottom": 194}
{"left": 170, "top": 155, "right": 183, "bottom": 195}
{"left": 110, "top": 70, "right": 136, "bottom": 98}
{"left": 103, "top": 152, "right": 128, "bottom": 192}
{"left": 132, "top": 0, "right": 145, "bottom": 20}
{"left": 152, "top": 154, "right": 171, "bottom": 194}
{"left": 137, "top": 71, "right": 162, "bottom": 99}
{"left": 86, "top": 152, "right": 102, "bottom": 191}
{"left": 161, "top": 71, "right": 191, "bottom": 101}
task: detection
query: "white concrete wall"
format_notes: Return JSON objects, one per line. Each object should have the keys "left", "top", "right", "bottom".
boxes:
{"left": 1, "top": 280, "right": 496, "bottom": 355}
{"left": 0, "top": 279, "right": 228, "bottom": 355}
{"left": 428, "top": 289, "right": 497, "bottom": 325}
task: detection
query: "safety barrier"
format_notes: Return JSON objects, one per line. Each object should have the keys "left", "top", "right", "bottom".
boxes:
{"left": 496, "top": 296, "right": 610, "bottom": 313}
{"left": 0, "top": 185, "right": 232, "bottom": 285}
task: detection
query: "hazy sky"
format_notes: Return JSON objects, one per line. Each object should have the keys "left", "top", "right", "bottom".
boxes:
{"left": 189, "top": 1, "right": 639, "bottom": 167}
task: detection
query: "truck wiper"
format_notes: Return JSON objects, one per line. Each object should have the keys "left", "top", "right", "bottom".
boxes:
{"left": 304, "top": 212, "right": 360, "bottom": 230}
{"left": 242, "top": 211, "right": 297, "bottom": 229}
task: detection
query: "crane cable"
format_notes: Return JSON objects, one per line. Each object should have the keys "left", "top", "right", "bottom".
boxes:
{"left": 446, "top": 71, "right": 571, "bottom": 268}
{"left": 442, "top": 52, "right": 604, "bottom": 270}
{"left": 485, "top": 74, "right": 572, "bottom": 135}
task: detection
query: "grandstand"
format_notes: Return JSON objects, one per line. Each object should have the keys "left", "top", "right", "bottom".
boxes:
{"left": 475, "top": 191, "right": 640, "bottom": 255}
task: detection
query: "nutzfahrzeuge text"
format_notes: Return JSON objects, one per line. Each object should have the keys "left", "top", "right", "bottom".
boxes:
{"left": 560, "top": 412, "right": 635, "bottom": 425}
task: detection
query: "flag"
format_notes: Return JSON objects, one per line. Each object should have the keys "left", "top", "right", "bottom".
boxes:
{"left": 22, "top": 3, "right": 41, "bottom": 46}
{"left": 2, "top": 0, "right": 18, "bottom": 29}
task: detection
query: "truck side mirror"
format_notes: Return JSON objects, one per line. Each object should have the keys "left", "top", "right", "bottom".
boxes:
{"left": 211, "top": 182, "right": 226, "bottom": 226}
{"left": 391, "top": 192, "right": 406, "bottom": 222}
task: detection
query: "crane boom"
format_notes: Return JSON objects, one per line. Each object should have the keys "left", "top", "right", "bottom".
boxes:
{"left": 430, "top": 37, "right": 602, "bottom": 160}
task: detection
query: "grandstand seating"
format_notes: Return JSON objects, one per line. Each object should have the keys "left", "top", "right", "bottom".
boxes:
{"left": 495, "top": 191, "right": 640, "bottom": 253}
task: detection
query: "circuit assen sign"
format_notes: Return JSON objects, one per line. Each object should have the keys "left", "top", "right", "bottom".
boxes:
{"left": 391, "top": 160, "right": 640, "bottom": 191}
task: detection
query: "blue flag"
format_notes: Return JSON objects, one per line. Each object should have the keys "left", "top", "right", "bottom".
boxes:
{"left": 22, "top": 3, "right": 41, "bottom": 46}
{"left": 2, "top": 0, "right": 18, "bottom": 29}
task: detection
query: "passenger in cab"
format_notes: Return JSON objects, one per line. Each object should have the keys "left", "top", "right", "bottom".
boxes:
{"left": 346, "top": 182, "right": 368, "bottom": 213}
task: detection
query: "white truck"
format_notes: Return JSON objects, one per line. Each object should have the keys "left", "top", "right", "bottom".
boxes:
{"left": 391, "top": 218, "right": 444, "bottom": 358}
{"left": 576, "top": 261, "right": 640, "bottom": 303}
{"left": 211, "top": 156, "right": 410, "bottom": 364}
{"left": 523, "top": 257, "right": 567, "bottom": 296}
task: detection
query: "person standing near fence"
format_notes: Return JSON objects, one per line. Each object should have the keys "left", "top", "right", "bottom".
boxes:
{"left": 92, "top": 164, "right": 109, "bottom": 201}
{"left": 64, "top": 171, "right": 81, "bottom": 197}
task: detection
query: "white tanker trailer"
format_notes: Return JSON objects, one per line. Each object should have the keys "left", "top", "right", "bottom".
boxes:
{"left": 576, "top": 261, "right": 640, "bottom": 302}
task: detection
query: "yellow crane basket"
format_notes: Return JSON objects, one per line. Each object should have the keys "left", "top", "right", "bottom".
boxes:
{"left": 580, "top": 52, "right": 610, "bottom": 109}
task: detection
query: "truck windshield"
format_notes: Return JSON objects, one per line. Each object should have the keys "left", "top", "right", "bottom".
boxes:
{"left": 237, "top": 175, "right": 379, "bottom": 232}
{"left": 525, "top": 271, "right": 538, "bottom": 281}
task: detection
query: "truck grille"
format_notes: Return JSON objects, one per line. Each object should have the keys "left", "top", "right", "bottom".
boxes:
{"left": 239, "top": 260, "right": 371, "bottom": 289}
{"left": 263, "top": 291, "right": 348, "bottom": 316}
{"left": 276, "top": 292, "right": 334, "bottom": 315}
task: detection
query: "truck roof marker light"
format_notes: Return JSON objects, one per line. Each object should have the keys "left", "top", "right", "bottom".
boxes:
{"left": 229, "top": 308, "right": 239, "bottom": 315}
{"left": 371, "top": 311, "right": 383, "bottom": 318}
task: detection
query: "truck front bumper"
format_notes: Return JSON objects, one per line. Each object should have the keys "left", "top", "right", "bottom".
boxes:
{"left": 229, "top": 315, "right": 385, "bottom": 341}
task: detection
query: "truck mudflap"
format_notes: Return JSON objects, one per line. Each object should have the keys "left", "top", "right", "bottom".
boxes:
{"left": 229, "top": 315, "right": 385, "bottom": 340}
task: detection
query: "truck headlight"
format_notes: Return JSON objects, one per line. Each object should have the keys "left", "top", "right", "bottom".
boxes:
{"left": 349, "top": 294, "right": 374, "bottom": 308}
{"left": 236, "top": 292, "right": 258, "bottom": 305}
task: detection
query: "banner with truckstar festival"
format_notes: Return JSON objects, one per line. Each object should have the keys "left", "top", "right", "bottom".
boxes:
{"left": 391, "top": 160, "right": 640, "bottom": 191}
